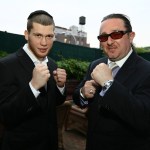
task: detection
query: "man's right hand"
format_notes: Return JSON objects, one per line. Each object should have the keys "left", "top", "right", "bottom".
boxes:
{"left": 30, "top": 64, "right": 50, "bottom": 90}
{"left": 91, "top": 63, "right": 113, "bottom": 86}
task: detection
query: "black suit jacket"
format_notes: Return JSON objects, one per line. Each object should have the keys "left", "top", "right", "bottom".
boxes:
{"left": 73, "top": 51, "right": 150, "bottom": 150}
{"left": 0, "top": 48, "right": 66, "bottom": 150}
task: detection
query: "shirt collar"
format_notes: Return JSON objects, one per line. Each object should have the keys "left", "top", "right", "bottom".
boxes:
{"left": 108, "top": 49, "right": 133, "bottom": 68}
{"left": 23, "top": 43, "right": 48, "bottom": 65}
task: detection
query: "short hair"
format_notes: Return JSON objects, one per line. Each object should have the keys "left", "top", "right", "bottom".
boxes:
{"left": 101, "top": 13, "right": 132, "bottom": 32}
{"left": 27, "top": 10, "right": 55, "bottom": 32}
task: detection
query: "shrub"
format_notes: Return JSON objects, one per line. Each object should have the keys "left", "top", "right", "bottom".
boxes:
{"left": 0, "top": 51, "right": 8, "bottom": 58}
{"left": 57, "top": 58, "right": 90, "bottom": 81}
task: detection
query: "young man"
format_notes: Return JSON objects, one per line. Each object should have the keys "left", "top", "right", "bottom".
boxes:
{"left": 73, "top": 13, "right": 150, "bottom": 150}
{"left": 0, "top": 10, "right": 67, "bottom": 150}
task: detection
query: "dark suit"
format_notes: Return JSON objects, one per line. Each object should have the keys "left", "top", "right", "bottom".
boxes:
{"left": 73, "top": 51, "right": 150, "bottom": 150}
{"left": 0, "top": 48, "right": 66, "bottom": 150}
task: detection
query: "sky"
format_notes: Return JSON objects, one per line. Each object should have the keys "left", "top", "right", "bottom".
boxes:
{"left": 0, "top": 0, "right": 149, "bottom": 48}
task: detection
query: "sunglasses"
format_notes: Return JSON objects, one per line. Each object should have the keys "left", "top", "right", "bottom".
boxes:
{"left": 97, "top": 30, "right": 130, "bottom": 42}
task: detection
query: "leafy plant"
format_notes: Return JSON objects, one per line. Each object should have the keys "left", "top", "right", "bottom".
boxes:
{"left": 135, "top": 47, "right": 150, "bottom": 53}
{"left": 0, "top": 50, "right": 8, "bottom": 58}
{"left": 57, "top": 58, "right": 90, "bottom": 81}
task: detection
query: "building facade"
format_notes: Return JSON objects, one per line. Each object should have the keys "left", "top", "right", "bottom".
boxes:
{"left": 55, "top": 25, "right": 90, "bottom": 47}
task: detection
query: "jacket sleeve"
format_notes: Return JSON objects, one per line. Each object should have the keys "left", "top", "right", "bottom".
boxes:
{"left": 0, "top": 61, "right": 42, "bottom": 128}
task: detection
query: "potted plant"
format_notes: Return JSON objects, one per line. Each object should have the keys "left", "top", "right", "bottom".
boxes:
{"left": 57, "top": 58, "right": 90, "bottom": 100}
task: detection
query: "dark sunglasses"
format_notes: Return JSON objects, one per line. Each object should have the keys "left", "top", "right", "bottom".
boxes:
{"left": 97, "top": 30, "right": 130, "bottom": 42}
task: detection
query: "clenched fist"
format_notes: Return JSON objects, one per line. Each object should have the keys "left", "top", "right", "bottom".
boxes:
{"left": 53, "top": 68, "right": 67, "bottom": 87}
{"left": 31, "top": 63, "right": 50, "bottom": 90}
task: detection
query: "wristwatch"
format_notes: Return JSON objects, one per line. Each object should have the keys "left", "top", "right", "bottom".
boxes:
{"left": 102, "top": 80, "right": 114, "bottom": 91}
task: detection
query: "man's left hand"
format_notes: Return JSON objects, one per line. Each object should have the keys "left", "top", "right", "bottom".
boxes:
{"left": 53, "top": 68, "right": 67, "bottom": 87}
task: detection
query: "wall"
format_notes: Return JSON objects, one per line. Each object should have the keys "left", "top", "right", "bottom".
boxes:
{"left": 1, "top": 31, "right": 150, "bottom": 61}
{"left": 0, "top": 31, "right": 103, "bottom": 62}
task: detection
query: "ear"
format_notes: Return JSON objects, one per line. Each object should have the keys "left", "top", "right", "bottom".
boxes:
{"left": 129, "top": 31, "right": 135, "bottom": 43}
{"left": 24, "top": 30, "right": 29, "bottom": 41}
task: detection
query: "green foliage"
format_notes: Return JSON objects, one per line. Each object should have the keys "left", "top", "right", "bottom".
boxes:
{"left": 0, "top": 51, "right": 8, "bottom": 58}
{"left": 57, "top": 58, "right": 90, "bottom": 81}
{"left": 135, "top": 47, "right": 150, "bottom": 53}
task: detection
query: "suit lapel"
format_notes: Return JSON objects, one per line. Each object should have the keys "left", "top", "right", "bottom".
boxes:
{"left": 16, "top": 48, "right": 35, "bottom": 75}
{"left": 115, "top": 51, "right": 138, "bottom": 84}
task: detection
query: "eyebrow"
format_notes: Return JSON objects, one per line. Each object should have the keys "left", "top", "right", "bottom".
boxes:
{"left": 100, "top": 29, "right": 124, "bottom": 35}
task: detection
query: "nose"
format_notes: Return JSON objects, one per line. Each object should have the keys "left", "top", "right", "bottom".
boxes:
{"left": 40, "top": 36, "right": 47, "bottom": 45}
{"left": 107, "top": 36, "right": 114, "bottom": 45}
